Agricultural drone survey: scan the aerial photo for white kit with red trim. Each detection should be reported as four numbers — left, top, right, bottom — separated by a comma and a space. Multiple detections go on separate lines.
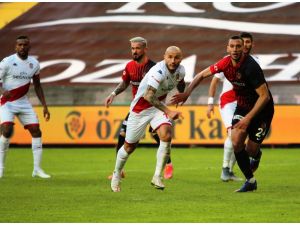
0, 53, 40, 105
130, 60, 185, 113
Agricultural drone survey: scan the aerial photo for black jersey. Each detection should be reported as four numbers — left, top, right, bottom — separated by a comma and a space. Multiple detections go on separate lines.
211, 55, 274, 112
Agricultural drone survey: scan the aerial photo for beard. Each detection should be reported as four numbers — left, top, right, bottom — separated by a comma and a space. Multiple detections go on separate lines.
17, 51, 29, 59
132, 53, 143, 62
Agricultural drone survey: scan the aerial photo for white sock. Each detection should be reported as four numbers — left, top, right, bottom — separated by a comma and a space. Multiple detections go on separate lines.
154, 141, 171, 177
222, 136, 233, 168
32, 137, 43, 171
114, 146, 129, 176
248, 177, 256, 183
0, 136, 10, 171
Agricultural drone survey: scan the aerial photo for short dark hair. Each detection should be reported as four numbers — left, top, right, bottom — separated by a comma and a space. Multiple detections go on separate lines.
240, 32, 253, 41
16, 35, 29, 41
229, 35, 244, 43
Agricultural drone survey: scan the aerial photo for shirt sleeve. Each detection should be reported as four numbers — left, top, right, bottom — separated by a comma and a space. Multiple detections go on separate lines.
209, 58, 226, 75
147, 68, 164, 90
0, 58, 8, 80
179, 65, 185, 82
121, 64, 130, 83
34, 62, 40, 76
214, 72, 225, 81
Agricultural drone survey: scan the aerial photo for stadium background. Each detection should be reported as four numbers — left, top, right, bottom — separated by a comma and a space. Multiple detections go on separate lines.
0, 2, 300, 145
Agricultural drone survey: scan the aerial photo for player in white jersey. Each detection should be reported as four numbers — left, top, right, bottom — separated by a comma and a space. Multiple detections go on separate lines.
0, 35, 50, 178
111, 46, 185, 192
206, 32, 258, 182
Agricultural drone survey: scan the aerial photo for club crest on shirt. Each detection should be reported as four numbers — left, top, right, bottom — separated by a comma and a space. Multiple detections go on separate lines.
214, 64, 218, 72
29, 63, 33, 69
236, 72, 242, 80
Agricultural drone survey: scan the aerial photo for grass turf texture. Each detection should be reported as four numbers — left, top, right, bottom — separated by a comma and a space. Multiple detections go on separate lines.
0, 147, 299, 222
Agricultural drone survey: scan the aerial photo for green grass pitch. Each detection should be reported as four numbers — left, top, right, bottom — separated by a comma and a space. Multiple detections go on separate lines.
0, 147, 299, 222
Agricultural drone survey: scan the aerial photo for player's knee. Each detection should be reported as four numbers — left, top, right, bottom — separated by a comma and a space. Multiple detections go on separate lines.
159, 132, 172, 142
245, 141, 260, 157
124, 142, 137, 154
231, 138, 244, 152
29, 127, 42, 138
1, 125, 13, 138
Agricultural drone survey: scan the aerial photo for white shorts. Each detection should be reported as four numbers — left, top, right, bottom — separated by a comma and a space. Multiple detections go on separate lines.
0, 98, 39, 128
125, 108, 172, 144
219, 101, 237, 129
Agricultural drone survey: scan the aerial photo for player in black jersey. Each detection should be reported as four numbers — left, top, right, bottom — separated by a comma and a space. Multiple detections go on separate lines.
171, 35, 274, 192
228, 36, 274, 192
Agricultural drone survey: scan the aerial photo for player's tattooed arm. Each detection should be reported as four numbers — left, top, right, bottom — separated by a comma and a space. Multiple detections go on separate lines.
113, 80, 130, 96
177, 80, 186, 93
144, 85, 168, 112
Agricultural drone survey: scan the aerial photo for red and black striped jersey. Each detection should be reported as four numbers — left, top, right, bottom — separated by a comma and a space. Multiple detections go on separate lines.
122, 58, 156, 98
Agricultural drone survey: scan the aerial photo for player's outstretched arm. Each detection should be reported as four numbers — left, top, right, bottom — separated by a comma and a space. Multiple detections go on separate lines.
32, 74, 50, 121
171, 67, 212, 105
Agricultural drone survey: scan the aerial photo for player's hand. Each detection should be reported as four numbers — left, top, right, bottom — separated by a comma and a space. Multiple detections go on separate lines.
168, 110, 184, 121
233, 117, 250, 131
206, 104, 214, 119
170, 92, 189, 105
105, 94, 115, 108
43, 107, 50, 122
2, 90, 11, 99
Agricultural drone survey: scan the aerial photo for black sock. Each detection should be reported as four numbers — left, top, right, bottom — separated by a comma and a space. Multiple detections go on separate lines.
253, 149, 262, 160
152, 133, 160, 144
116, 135, 125, 155
167, 157, 171, 164
234, 149, 253, 180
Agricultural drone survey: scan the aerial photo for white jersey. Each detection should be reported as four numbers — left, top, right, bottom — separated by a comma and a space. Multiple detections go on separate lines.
0, 53, 40, 105
130, 60, 185, 113
214, 54, 259, 109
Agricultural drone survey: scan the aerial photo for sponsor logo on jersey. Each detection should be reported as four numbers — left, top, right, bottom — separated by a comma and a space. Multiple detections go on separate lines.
233, 81, 246, 87
13, 72, 31, 80
214, 65, 218, 72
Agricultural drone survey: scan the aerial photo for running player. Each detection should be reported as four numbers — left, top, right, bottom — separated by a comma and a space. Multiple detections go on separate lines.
105, 37, 175, 180
111, 46, 185, 192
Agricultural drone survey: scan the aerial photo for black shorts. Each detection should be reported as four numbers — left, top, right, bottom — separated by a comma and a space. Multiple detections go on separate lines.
232, 104, 274, 144
120, 112, 156, 134
120, 113, 130, 134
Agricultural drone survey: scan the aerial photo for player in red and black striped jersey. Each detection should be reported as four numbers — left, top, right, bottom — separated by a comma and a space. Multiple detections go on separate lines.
171, 35, 274, 192
105, 37, 174, 180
